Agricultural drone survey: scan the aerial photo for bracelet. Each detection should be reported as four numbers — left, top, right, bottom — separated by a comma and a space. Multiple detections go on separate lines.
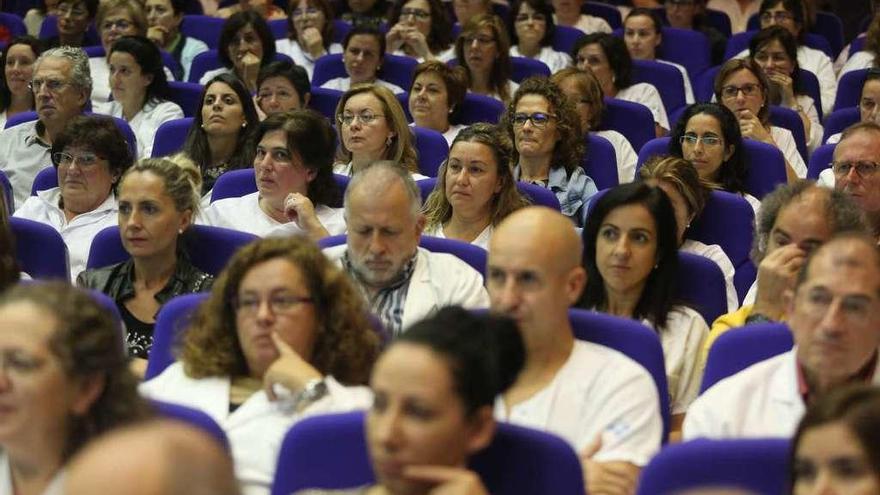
745, 312, 774, 325
293, 377, 328, 411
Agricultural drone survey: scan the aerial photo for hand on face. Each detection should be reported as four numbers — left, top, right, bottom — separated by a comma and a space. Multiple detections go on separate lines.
146, 25, 169, 45
736, 109, 772, 144
300, 26, 324, 54
262, 331, 322, 401
754, 243, 807, 319
401, 465, 489, 495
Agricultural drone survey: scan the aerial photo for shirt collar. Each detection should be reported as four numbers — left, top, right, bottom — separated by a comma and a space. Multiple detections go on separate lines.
341, 249, 418, 294
115, 252, 202, 304
796, 350, 879, 405
512, 164, 567, 192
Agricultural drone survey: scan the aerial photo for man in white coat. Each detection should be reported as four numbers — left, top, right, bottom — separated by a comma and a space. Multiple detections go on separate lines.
324, 161, 489, 336
684, 233, 880, 440
488, 207, 662, 495
827, 122, 880, 239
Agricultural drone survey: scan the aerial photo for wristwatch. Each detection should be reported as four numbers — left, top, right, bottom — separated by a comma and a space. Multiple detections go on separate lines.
294, 377, 328, 411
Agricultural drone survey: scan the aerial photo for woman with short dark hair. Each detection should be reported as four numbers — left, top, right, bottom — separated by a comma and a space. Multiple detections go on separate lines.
145, 0, 210, 81
276, 0, 342, 79
386, 0, 455, 62
200, 11, 277, 92
509, 0, 571, 73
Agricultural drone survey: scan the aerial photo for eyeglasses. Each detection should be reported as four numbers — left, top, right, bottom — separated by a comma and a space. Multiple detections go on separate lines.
400, 8, 430, 20
760, 11, 794, 23
28, 78, 71, 93
831, 161, 880, 178
515, 13, 546, 23
234, 294, 314, 315
680, 133, 722, 147
462, 35, 495, 46
101, 19, 132, 31
337, 111, 385, 126
754, 51, 790, 65
511, 112, 556, 128
720, 83, 762, 99
799, 287, 876, 322
291, 7, 321, 18
57, 4, 88, 17
53, 151, 101, 168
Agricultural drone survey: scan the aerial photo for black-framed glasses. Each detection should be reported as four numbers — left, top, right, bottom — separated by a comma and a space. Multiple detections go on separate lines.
462, 35, 495, 46
720, 83, 762, 99
831, 161, 880, 178
760, 11, 794, 23
511, 112, 556, 128
400, 8, 430, 20
101, 19, 133, 31
53, 151, 101, 168
234, 294, 314, 315
680, 133, 722, 147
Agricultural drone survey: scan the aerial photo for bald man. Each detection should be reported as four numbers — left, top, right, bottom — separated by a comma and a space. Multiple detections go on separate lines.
65, 420, 240, 495
488, 207, 662, 495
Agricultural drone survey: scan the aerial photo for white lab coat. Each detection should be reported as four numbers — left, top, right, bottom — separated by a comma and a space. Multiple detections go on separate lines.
683, 348, 880, 440
0, 451, 65, 495
323, 245, 490, 331
140, 362, 372, 495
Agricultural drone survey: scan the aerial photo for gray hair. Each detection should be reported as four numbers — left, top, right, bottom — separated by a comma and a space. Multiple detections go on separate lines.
344, 161, 422, 220
35, 46, 92, 96
751, 180, 869, 263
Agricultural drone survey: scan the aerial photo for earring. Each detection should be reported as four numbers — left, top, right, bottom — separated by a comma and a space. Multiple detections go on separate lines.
178, 229, 184, 234
386, 135, 393, 146
241, 122, 247, 128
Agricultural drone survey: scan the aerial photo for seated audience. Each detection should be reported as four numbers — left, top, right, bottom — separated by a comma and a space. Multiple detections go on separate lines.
77, 158, 213, 369
704, 181, 865, 363
217, 0, 286, 20
790, 386, 880, 495
455, 14, 517, 103
451, 0, 490, 27
685, 233, 880, 439
715, 58, 806, 181
66, 420, 241, 495
333, 85, 420, 177
89, 0, 146, 104
94, 35, 185, 158
408, 61, 468, 146
275, 0, 342, 79
839, 13, 880, 77
504, 77, 596, 226
551, 0, 612, 34
140, 236, 380, 495
824, 70, 880, 145
0, 189, 20, 288
668, 103, 759, 212
552, 67, 639, 184
509, 0, 572, 74
202, 110, 346, 239
145, 0, 210, 81
623, 8, 694, 104
324, 162, 489, 335
45, 0, 99, 48
573, 33, 669, 136
182, 73, 259, 197
0, 36, 42, 129
200, 11, 277, 93
823, 123, 880, 240
663, 0, 726, 65
580, 182, 709, 426
638, 155, 738, 312
423, 123, 530, 249
320, 27, 405, 94
0, 282, 153, 494
14, 115, 133, 281
749, 26, 822, 152
488, 207, 662, 495
25, 0, 61, 37
0, 46, 90, 209
339, 0, 389, 30
706, 0, 758, 34
256, 61, 311, 118
385, 0, 455, 62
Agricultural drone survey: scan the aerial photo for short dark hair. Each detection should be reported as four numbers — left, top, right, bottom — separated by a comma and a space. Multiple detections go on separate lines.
749, 25, 805, 98
509, 0, 556, 48
571, 33, 632, 90
387, 0, 453, 54
257, 60, 311, 103
579, 182, 680, 330
287, 0, 336, 49
109, 35, 171, 103
58, 0, 99, 19
0, 36, 42, 114
411, 61, 468, 124
256, 110, 342, 207
342, 25, 387, 54
396, 306, 525, 416
217, 10, 276, 69
668, 102, 747, 194
760, 0, 807, 42
625, 7, 665, 58
51, 115, 134, 190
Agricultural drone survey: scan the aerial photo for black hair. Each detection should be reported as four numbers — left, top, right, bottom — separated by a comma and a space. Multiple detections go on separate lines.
0, 36, 42, 115
668, 102, 748, 195
342, 25, 387, 55
579, 182, 679, 330
625, 7, 665, 58
217, 10, 276, 69
396, 306, 525, 416
51, 115, 134, 192
759, 0, 807, 43
571, 32, 632, 90
509, 0, 556, 48
387, 0, 453, 54
109, 35, 172, 103
257, 60, 311, 103
749, 25, 805, 97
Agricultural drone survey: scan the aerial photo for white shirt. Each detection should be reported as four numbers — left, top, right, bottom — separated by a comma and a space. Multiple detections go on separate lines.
179, 36, 210, 82
769, 125, 807, 178
743, 192, 761, 214
89, 56, 176, 105
818, 167, 835, 187
93, 99, 184, 158
510, 46, 572, 74
333, 162, 430, 181
200, 66, 233, 86
0, 451, 65, 495
467, 80, 520, 103
324, 245, 490, 331
390, 46, 456, 64
200, 191, 346, 238
442, 124, 465, 146
838, 50, 874, 80
0, 119, 51, 209
657, 59, 695, 104
553, 14, 612, 35
683, 348, 880, 439
13, 187, 118, 281
594, 129, 638, 184
826, 132, 842, 145
275, 39, 343, 79
641, 306, 709, 415
423, 224, 492, 250
0, 110, 6, 130
706, 0, 760, 33
320, 77, 404, 94
681, 239, 738, 313
140, 362, 372, 495
616, 83, 670, 130
493, 340, 662, 465
797, 94, 824, 153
